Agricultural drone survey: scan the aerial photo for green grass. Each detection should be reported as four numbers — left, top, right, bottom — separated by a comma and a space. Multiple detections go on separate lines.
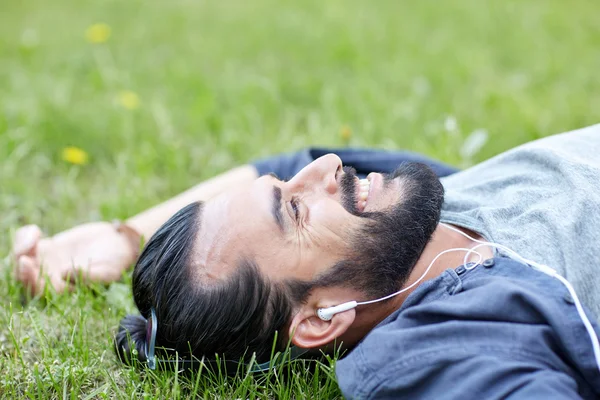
1, 0, 599, 397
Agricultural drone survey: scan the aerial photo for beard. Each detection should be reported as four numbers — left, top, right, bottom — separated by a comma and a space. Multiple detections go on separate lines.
312, 162, 445, 299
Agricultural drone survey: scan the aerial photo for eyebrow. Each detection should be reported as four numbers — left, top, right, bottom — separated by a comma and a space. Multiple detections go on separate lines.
271, 186, 285, 231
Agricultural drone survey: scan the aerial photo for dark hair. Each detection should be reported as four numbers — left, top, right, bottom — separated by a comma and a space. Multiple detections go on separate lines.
115, 201, 311, 369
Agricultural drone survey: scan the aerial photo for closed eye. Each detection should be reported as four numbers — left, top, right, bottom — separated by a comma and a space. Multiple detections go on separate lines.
290, 196, 300, 219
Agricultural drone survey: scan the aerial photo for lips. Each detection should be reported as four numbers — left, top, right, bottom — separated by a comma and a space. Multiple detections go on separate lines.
339, 166, 370, 214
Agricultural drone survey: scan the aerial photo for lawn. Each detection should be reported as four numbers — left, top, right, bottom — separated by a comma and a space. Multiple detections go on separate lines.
1, 0, 599, 398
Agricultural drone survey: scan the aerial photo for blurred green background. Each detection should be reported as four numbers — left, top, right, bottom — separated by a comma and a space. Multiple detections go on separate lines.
1, 0, 599, 397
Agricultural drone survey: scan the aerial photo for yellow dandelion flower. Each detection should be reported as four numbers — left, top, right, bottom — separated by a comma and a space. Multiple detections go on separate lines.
118, 90, 140, 110
85, 23, 111, 44
61, 146, 89, 165
340, 125, 352, 141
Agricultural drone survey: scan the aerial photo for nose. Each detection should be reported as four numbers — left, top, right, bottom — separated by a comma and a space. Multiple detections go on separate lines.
287, 153, 343, 195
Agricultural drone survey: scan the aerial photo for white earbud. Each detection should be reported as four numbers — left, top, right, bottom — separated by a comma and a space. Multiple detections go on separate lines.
317, 301, 358, 321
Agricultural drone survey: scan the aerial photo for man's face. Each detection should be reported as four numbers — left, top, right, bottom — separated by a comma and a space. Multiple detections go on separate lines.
191, 154, 444, 299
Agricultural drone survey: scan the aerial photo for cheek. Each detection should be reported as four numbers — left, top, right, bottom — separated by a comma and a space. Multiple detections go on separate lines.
306, 202, 357, 247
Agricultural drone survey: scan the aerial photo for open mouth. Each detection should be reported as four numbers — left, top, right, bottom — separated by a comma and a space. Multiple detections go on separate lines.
356, 177, 371, 212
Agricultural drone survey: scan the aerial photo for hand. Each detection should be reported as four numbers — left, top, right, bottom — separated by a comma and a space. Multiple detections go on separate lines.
12, 222, 139, 295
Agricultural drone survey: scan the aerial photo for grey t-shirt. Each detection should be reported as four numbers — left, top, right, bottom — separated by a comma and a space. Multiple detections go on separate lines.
440, 123, 600, 321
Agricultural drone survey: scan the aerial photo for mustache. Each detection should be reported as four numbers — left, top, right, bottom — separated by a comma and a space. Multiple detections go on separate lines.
338, 162, 430, 217
340, 166, 360, 215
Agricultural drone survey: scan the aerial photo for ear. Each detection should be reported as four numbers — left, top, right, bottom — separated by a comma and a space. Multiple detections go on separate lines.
288, 305, 356, 349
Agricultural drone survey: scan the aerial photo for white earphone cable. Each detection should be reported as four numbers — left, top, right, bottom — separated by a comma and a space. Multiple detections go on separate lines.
357, 247, 483, 306
317, 246, 483, 321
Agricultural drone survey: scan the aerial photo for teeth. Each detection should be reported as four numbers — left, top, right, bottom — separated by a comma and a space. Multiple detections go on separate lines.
357, 179, 370, 210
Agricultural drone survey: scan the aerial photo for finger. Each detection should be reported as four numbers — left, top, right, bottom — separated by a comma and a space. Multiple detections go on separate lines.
17, 255, 69, 295
17, 255, 44, 296
49, 272, 68, 294
62, 262, 124, 285
13, 225, 42, 259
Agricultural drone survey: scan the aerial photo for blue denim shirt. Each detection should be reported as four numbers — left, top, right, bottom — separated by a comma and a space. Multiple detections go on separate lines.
336, 257, 600, 399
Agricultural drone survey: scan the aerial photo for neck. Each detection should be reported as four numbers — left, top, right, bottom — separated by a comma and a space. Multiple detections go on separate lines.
340, 223, 492, 348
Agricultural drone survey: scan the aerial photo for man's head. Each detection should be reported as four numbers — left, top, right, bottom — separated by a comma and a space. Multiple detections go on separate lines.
115, 154, 444, 368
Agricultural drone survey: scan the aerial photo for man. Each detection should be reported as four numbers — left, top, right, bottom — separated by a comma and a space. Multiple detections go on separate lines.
14, 124, 600, 398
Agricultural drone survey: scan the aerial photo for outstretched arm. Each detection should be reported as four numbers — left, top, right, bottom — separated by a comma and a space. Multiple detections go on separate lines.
12, 165, 258, 295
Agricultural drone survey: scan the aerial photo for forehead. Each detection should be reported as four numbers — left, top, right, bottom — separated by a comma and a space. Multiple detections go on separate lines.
191, 178, 287, 280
